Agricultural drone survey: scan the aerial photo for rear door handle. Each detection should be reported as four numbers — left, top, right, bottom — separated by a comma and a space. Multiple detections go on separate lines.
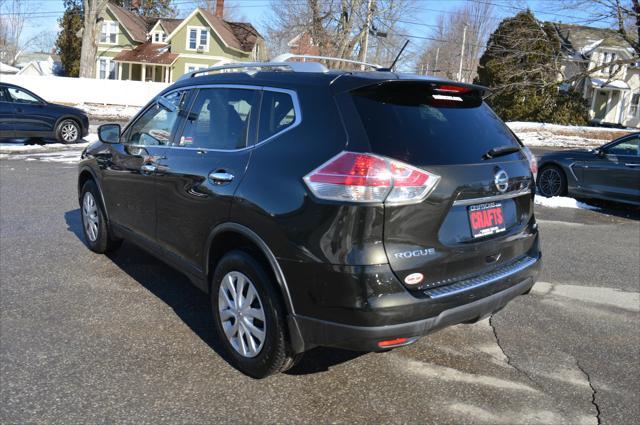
209, 172, 234, 184
141, 163, 157, 173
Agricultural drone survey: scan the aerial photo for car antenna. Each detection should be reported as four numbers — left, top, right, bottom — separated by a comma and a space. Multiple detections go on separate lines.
379, 40, 410, 72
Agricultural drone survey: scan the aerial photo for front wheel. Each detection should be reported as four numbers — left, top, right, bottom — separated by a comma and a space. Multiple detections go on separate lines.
56, 119, 80, 144
211, 250, 301, 378
537, 165, 567, 197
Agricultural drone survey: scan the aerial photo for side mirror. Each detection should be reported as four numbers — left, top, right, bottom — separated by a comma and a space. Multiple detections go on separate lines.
98, 123, 121, 144
594, 148, 605, 157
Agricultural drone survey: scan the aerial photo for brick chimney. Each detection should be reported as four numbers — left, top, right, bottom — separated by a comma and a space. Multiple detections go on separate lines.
215, 0, 224, 18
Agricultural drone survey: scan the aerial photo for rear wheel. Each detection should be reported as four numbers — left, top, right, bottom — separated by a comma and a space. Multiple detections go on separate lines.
56, 119, 80, 144
80, 180, 122, 253
537, 165, 567, 197
211, 250, 301, 378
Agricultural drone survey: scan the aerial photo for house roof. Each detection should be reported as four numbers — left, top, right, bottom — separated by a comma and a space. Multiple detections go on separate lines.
551, 23, 633, 56
0, 62, 19, 73
165, 8, 261, 53
113, 42, 178, 65
108, 3, 263, 53
159, 18, 182, 34
226, 21, 262, 52
107, 2, 149, 43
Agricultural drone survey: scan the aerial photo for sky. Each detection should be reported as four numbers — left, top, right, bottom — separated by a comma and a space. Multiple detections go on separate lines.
9, 0, 606, 54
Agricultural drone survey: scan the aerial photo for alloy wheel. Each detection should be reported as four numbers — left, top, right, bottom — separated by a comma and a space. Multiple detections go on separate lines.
538, 168, 562, 197
82, 192, 99, 242
61, 123, 78, 143
218, 271, 266, 358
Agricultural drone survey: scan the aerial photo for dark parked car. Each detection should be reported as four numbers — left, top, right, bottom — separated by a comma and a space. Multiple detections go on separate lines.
77, 59, 541, 378
537, 132, 640, 205
0, 83, 89, 144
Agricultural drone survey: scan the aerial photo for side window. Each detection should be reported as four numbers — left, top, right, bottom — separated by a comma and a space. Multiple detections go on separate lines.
7, 88, 40, 104
178, 88, 257, 150
0, 88, 10, 102
606, 136, 639, 156
258, 90, 297, 141
124, 91, 187, 146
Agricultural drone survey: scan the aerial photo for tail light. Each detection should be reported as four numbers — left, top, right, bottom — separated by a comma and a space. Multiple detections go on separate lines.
521, 146, 538, 180
303, 151, 440, 204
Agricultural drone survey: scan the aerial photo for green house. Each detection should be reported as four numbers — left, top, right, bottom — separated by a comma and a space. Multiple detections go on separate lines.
95, 2, 266, 83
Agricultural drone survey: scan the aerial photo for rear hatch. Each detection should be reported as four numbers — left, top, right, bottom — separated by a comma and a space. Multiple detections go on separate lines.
345, 80, 537, 291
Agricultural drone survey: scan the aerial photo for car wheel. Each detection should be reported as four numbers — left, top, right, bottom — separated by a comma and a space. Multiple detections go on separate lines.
56, 119, 80, 144
80, 180, 122, 253
537, 165, 567, 197
211, 250, 302, 378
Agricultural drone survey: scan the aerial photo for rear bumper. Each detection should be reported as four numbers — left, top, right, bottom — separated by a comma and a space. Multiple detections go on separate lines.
288, 254, 540, 352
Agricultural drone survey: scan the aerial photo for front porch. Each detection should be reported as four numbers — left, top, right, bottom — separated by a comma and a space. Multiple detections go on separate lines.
112, 42, 178, 83
588, 78, 630, 126
116, 62, 172, 83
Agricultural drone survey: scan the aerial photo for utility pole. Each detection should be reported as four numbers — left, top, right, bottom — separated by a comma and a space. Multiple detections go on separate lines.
434, 47, 440, 77
360, 0, 374, 70
457, 24, 467, 82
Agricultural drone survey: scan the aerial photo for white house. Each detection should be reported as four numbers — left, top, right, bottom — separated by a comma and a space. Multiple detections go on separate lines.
552, 23, 639, 128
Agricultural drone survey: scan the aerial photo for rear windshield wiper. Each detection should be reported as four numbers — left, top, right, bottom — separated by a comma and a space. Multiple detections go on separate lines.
483, 145, 521, 160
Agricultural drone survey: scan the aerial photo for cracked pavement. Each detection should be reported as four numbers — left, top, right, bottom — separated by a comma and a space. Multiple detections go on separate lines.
1, 159, 639, 424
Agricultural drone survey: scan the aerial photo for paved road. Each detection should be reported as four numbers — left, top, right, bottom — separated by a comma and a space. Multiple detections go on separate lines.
1, 159, 638, 424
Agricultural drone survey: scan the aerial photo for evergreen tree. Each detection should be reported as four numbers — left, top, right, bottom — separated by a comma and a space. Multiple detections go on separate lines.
475, 10, 588, 125
114, 0, 176, 18
55, 0, 83, 77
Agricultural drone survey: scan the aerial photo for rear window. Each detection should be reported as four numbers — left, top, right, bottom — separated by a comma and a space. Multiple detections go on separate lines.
350, 83, 521, 165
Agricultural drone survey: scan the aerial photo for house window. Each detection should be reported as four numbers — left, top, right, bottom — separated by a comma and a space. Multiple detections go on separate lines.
601, 51, 618, 74
152, 32, 167, 43
99, 21, 118, 44
98, 58, 117, 80
630, 93, 640, 117
187, 27, 208, 51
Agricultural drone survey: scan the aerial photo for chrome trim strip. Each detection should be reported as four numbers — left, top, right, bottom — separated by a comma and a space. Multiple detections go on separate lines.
423, 256, 539, 299
452, 188, 532, 206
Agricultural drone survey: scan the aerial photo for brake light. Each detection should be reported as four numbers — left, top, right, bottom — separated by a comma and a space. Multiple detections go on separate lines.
521, 146, 538, 180
304, 151, 440, 204
434, 84, 472, 94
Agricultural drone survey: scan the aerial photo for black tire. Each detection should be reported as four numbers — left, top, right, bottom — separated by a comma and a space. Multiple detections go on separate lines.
537, 165, 567, 197
211, 250, 301, 378
56, 119, 81, 144
80, 180, 122, 253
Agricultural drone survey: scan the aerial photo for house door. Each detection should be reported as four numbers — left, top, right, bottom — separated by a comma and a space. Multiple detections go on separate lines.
605, 91, 620, 123
593, 90, 608, 120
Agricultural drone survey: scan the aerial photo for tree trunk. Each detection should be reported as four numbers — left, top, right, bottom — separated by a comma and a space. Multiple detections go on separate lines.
79, 0, 107, 78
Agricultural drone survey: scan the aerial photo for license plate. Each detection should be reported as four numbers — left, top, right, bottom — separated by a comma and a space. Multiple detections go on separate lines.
468, 202, 506, 238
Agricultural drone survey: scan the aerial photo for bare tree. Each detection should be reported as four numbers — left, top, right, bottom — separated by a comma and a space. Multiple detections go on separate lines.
0, 0, 29, 65
79, 0, 109, 78
416, 0, 494, 81
265, 0, 414, 68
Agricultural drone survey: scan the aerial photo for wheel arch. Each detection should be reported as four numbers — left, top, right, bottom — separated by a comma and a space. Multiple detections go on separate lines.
78, 166, 110, 222
205, 223, 295, 315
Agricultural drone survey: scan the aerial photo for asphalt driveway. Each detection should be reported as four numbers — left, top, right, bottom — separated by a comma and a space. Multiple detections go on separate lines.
1, 159, 638, 424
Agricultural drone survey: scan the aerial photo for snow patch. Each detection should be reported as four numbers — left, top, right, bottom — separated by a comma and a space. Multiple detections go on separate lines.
534, 195, 599, 210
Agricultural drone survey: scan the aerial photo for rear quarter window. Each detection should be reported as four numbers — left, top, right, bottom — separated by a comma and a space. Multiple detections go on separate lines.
351, 82, 521, 165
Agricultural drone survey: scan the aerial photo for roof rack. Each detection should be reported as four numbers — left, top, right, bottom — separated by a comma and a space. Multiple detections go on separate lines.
178, 60, 327, 81
271, 53, 383, 70
177, 53, 384, 81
